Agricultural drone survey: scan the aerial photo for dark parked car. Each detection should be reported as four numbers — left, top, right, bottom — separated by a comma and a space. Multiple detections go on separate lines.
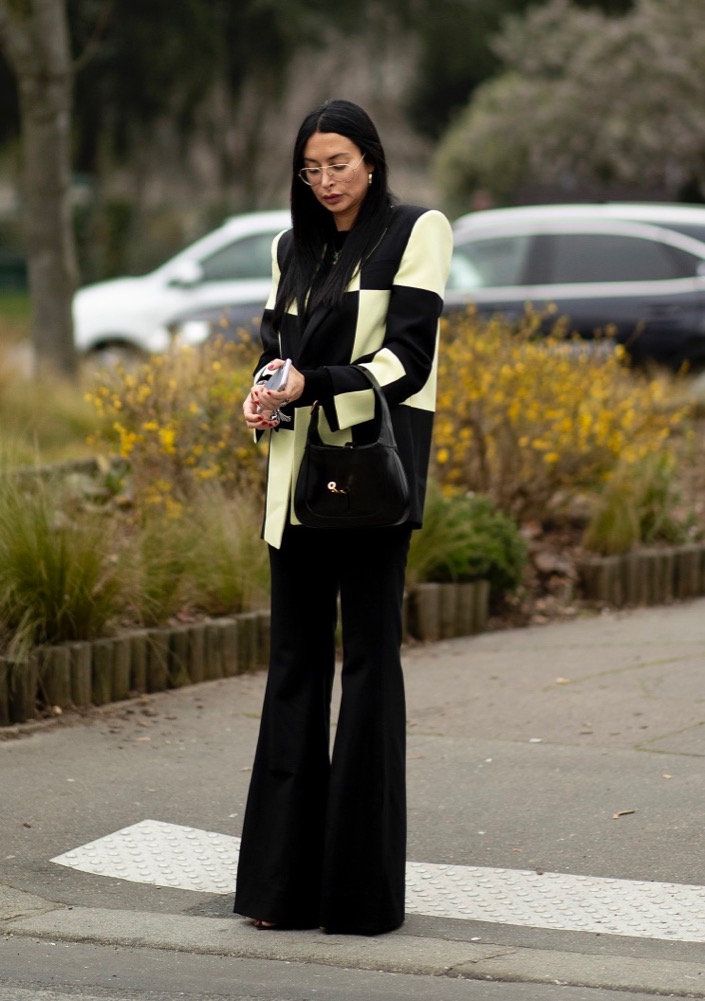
447, 204, 705, 370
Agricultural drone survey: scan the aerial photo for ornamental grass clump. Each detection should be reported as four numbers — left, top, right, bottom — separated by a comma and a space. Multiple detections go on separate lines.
0, 475, 122, 655
86, 336, 266, 512
125, 509, 199, 626
181, 483, 269, 616
0, 473, 271, 654
583, 452, 697, 556
434, 308, 693, 523
119, 483, 270, 625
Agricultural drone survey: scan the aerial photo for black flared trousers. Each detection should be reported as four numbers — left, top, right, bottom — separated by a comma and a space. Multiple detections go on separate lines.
233, 522, 411, 935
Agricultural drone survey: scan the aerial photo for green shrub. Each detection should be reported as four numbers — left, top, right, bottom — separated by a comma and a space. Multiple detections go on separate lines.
408, 487, 527, 600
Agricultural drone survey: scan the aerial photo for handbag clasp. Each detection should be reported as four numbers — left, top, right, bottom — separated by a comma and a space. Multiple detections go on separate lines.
327, 481, 348, 495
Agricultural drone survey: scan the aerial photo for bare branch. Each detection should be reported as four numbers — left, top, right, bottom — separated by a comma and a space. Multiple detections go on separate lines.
0, 0, 32, 72
73, 0, 113, 73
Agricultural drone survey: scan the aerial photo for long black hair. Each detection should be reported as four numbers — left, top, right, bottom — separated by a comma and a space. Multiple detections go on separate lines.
273, 99, 395, 330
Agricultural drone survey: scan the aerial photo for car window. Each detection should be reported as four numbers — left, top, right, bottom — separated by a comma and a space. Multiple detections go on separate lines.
450, 235, 531, 289
199, 232, 276, 282
546, 233, 700, 284
643, 222, 705, 245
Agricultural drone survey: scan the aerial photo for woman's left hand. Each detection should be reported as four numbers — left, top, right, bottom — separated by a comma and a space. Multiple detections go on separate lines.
260, 359, 305, 412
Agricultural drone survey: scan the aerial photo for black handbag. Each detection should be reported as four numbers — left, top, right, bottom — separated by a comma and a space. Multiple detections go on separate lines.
293, 370, 410, 529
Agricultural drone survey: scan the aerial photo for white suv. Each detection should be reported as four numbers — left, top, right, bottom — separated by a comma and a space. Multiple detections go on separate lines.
73, 210, 291, 364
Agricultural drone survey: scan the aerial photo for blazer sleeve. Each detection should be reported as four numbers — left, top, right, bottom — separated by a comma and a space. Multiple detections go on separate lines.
323, 209, 453, 431
251, 230, 287, 443
252, 229, 287, 383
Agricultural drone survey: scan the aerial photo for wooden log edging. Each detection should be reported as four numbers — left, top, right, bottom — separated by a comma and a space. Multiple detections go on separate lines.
407, 580, 490, 644
0, 611, 272, 728
0, 582, 491, 728
577, 543, 705, 607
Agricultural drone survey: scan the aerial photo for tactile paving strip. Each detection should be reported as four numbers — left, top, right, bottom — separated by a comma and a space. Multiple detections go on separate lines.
52, 820, 705, 942
404, 863, 705, 941
53, 820, 237, 895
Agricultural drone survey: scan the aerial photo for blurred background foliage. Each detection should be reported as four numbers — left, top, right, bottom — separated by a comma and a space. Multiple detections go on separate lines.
435, 0, 705, 214
0, 0, 662, 285
0, 0, 636, 157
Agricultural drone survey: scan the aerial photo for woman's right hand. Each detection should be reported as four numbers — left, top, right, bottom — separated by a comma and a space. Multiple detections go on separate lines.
243, 384, 278, 430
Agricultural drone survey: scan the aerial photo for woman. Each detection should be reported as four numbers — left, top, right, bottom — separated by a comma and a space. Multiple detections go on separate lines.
235, 99, 452, 935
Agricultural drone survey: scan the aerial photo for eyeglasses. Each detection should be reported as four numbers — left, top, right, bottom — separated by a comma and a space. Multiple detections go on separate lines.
298, 155, 366, 187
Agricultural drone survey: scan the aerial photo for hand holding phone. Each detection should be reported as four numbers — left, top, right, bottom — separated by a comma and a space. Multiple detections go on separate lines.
265, 358, 292, 393
256, 358, 293, 421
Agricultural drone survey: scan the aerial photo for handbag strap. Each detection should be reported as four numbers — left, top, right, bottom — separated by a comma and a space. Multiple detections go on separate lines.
307, 368, 396, 448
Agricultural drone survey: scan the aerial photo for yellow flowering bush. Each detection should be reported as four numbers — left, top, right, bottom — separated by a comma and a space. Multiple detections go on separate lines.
86, 337, 266, 513
86, 313, 693, 539
434, 309, 693, 523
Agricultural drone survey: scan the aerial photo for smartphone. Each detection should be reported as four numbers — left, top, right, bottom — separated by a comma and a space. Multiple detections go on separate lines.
257, 358, 292, 414
265, 358, 292, 392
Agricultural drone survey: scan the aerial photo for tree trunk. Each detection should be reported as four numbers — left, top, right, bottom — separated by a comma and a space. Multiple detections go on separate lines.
0, 0, 78, 380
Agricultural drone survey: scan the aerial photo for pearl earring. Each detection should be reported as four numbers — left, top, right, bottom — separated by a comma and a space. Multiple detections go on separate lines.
368, 173, 373, 186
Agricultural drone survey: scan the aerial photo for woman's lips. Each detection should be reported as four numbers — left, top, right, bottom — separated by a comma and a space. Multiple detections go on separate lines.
323, 194, 342, 204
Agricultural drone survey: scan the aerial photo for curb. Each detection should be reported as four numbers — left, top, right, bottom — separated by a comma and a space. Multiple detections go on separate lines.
0, 581, 490, 728
2, 888, 704, 996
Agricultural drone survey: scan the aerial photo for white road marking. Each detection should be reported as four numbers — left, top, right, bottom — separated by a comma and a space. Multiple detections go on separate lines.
52, 819, 705, 943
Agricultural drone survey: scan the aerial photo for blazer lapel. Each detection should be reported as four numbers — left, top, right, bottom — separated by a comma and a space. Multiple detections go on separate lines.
295, 302, 332, 363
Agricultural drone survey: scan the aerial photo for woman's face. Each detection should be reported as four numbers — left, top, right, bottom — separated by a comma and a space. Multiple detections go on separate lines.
301, 131, 373, 231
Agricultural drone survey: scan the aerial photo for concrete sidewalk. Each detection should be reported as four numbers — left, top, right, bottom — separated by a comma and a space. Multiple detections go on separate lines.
2, 600, 705, 995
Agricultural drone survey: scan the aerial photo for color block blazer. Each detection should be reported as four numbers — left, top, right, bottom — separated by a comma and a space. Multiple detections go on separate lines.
254, 204, 453, 548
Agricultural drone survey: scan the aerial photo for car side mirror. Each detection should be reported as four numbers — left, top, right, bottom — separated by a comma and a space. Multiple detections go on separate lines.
169, 260, 204, 287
